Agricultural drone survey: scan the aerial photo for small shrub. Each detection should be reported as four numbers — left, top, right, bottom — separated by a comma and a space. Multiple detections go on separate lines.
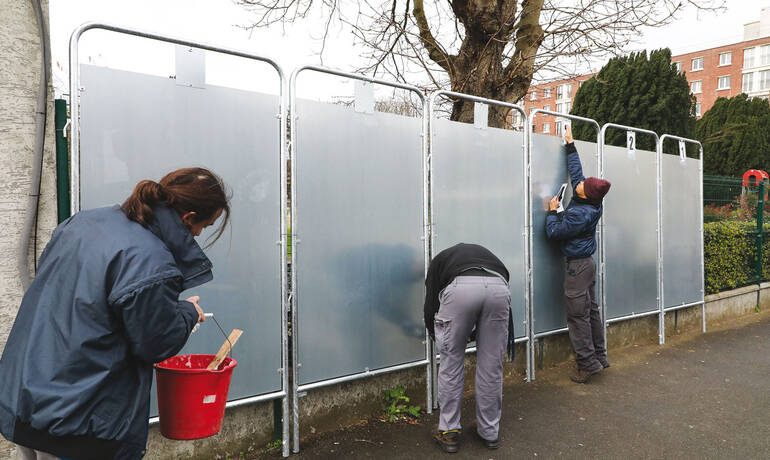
382, 386, 421, 422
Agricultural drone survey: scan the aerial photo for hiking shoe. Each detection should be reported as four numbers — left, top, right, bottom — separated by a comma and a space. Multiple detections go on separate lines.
598, 357, 610, 369
570, 366, 601, 383
475, 431, 499, 450
434, 430, 460, 453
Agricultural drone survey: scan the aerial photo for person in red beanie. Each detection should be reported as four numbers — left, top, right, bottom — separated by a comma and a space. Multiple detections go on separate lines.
545, 125, 611, 384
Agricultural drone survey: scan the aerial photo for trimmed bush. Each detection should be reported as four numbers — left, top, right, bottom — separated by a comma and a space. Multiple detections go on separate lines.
704, 220, 770, 294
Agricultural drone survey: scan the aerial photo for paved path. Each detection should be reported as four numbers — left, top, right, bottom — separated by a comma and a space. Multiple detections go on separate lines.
261, 312, 770, 459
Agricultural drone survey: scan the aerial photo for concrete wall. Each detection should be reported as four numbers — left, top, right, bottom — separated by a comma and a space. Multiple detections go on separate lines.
0, 0, 57, 458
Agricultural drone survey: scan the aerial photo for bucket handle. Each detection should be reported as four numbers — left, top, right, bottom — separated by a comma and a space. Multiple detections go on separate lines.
192, 312, 235, 360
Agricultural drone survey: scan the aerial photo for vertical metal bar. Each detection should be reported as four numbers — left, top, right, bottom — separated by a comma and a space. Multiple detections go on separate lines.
277, 69, 290, 459
427, 92, 438, 409
757, 182, 765, 308
288, 68, 301, 455
700, 145, 706, 333
656, 137, 665, 345
421, 91, 433, 414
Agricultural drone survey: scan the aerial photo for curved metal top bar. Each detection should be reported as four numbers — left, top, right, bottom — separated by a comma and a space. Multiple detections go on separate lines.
290, 64, 425, 103
659, 134, 704, 160
70, 22, 284, 76
529, 109, 601, 133
68, 21, 286, 215
601, 123, 659, 143
429, 89, 526, 117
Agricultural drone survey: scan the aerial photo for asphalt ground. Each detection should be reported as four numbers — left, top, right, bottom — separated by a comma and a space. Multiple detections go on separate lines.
257, 311, 770, 459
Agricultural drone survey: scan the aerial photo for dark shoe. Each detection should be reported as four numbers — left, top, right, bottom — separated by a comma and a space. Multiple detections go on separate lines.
434, 430, 460, 453
598, 357, 610, 369
475, 430, 499, 450
570, 366, 601, 383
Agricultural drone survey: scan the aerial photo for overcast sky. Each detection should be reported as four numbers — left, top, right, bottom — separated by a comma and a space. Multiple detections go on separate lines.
49, 0, 770, 98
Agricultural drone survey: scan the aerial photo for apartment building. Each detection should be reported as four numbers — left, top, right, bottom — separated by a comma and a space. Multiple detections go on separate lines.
521, 7, 770, 135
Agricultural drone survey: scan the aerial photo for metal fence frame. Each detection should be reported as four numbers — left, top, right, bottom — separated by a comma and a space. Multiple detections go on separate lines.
69, 22, 291, 458
658, 134, 706, 341
427, 90, 531, 407
599, 124, 661, 349
528, 110, 601, 380
288, 65, 430, 454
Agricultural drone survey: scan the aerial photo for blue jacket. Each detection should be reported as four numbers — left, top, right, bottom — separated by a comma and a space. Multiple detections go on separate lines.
545, 143, 603, 258
0, 205, 211, 460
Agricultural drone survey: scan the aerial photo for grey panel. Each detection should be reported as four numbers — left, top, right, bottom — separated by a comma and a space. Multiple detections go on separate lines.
79, 65, 283, 413
602, 144, 658, 318
431, 118, 527, 338
662, 155, 703, 307
531, 135, 598, 334
294, 99, 425, 385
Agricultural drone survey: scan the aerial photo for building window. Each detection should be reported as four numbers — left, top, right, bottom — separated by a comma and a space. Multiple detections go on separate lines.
743, 72, 754, 93
673, 61, 682, 73
544, 104, 551, 111
530, 91, 537, 101
762, 45, 770, 66
564, 101, 571, 113
556, 83, 572, 100
745, 47, 756, 68
717, 76, 730, 90
543, 123, 551, 133
691, 57, 704, 71
543, 88, 552, 98
719, 52, 732, 66
555, 121, 563, 136
691, 80, 702, 94
695, 102, 702, 117
760, 70, 770, 91
531, 124, 536, 132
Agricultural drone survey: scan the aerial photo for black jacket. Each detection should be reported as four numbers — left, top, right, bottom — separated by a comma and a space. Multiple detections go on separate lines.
545, 142, 603, 258
0, 205, 210, 460
423, 243, 509, 337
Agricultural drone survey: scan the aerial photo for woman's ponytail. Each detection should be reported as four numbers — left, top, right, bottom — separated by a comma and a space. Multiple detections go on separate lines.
121, 180, 168, 227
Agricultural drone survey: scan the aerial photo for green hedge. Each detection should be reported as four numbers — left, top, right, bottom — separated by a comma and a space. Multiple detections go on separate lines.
704, 220, 770, 294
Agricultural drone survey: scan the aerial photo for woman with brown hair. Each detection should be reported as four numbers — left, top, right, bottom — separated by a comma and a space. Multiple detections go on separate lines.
0, 167, 230, 460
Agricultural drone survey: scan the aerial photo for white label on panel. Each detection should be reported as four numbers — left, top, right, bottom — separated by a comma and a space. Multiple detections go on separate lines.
354, 81, 374, 114
626, 131, 636, 159
679, 140, 687, 163
474, 102, 489, 129
203, 395, 217, 404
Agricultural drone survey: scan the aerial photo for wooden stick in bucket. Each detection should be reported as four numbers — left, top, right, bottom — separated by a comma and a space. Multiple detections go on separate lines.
207, 329, 243, 370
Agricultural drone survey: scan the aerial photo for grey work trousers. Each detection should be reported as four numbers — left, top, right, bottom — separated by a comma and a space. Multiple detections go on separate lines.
564, 257, 606, 371
434, 276, 510, 441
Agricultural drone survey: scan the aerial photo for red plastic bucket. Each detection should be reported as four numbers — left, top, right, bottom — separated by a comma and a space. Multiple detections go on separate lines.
154, 354, 237, 440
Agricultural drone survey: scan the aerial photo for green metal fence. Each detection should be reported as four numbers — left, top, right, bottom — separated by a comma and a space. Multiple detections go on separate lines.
703, 174, 770, 297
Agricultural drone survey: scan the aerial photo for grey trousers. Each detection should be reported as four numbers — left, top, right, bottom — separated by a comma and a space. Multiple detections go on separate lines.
564, 257, 606, 371
435, 275, 510, 441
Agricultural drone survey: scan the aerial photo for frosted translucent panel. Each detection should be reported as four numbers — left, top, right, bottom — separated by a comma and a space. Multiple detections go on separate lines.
531, 135, 598, 334
431, 118, 527, 338
294, 99, 425, 385
602, 145, 658, 318
662, 155, 703, 307
79, 65, 283, 412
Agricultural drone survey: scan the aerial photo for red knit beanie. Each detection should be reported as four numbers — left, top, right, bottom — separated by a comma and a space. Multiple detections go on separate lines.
583, 177, 611, 200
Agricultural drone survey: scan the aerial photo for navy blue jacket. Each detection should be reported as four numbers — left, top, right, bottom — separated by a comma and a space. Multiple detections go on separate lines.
0, 205, 211, 460
545, 143, 603, 258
